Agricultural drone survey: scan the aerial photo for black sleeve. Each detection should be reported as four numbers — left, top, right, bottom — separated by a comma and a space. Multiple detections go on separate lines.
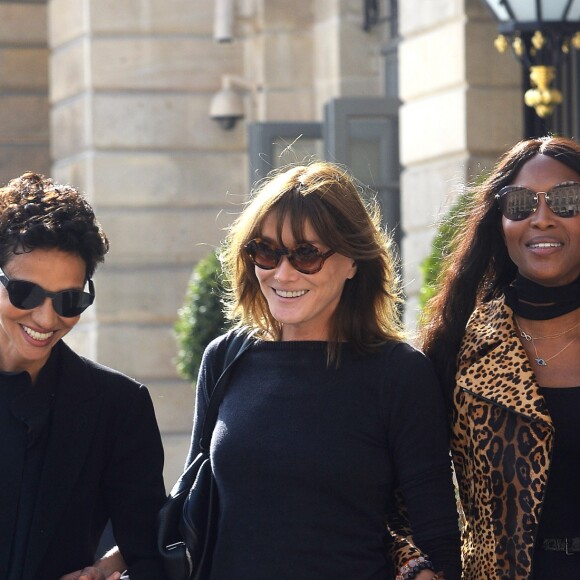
383, 343, 461, 579
103, 384, 168, 580
184, 333, 229, 468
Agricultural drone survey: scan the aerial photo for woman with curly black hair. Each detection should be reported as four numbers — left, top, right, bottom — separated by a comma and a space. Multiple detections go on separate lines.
0, 173, 167, 580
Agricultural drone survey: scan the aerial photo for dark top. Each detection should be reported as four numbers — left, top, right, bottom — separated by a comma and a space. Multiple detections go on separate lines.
531, 386, 580, 578
187, 338, 461, 580
0, 351, 58, 579
0, 341, 167, 580
536, 386, 580, 538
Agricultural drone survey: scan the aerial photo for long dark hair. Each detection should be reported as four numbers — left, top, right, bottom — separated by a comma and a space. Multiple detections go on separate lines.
419, 136, 580, 395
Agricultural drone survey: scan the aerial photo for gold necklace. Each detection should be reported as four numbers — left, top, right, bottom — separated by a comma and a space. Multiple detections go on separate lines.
528, 336, 577, 367
516, 319, 580, 367
517, 318, 580, 341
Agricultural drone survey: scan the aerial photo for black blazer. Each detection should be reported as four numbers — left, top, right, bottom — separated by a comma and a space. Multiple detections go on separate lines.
0, 341, 167, 580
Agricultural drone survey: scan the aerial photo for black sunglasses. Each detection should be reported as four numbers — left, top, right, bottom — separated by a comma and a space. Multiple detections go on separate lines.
244, 238, 335, 275
496, 181, 580, 221
0, 266, 95, 317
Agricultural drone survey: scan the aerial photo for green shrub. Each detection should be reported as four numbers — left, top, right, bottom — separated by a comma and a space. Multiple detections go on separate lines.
418, 189, 474, 311
175, 249, 230, 383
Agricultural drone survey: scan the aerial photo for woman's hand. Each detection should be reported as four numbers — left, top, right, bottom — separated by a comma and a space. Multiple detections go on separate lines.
59, 567, 121, 580
415, 571, 441, 580
59, 546, 126, 580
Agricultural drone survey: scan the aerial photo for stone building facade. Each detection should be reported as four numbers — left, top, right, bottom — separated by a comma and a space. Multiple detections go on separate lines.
0, 0, 526, 486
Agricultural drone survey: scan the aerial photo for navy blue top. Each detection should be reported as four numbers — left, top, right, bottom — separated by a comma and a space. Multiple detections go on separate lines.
187, 338, 460, 580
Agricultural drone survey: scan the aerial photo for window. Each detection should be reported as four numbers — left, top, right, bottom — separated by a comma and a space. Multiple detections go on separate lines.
248, 97, 400, 246
248, 122, 323, 185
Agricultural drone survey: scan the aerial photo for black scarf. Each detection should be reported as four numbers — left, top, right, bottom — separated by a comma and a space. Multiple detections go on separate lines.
504, 273, 580, 320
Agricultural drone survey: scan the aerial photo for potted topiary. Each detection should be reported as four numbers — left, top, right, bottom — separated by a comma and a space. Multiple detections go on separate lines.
175, 249, 230, 383
418, 188, 475, 311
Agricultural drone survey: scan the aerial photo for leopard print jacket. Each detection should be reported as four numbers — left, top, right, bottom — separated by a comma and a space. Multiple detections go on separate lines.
453, 296, 554, 579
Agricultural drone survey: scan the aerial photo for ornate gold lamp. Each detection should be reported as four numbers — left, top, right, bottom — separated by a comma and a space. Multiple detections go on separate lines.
482, 0, 580, 118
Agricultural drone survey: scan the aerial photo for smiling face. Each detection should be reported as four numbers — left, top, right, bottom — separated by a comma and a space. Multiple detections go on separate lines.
0, 248, 86, 380
502, 154, 580, 287
255, 213, 357, 341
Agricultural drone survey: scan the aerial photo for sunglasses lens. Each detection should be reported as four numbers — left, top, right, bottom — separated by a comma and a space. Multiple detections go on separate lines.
549, 183, 580, 218
8, 280, 46, 309
246, 240, 278, 269
499, 187, 535, 221
290, 244, 323, 274
53, 290, 94, 317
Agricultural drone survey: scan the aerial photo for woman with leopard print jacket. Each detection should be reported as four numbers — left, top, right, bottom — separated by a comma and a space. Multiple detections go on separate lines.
419, 136, 580, 579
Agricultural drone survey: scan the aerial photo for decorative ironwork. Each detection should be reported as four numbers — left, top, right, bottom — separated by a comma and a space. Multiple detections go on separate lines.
482, 0, 580, 118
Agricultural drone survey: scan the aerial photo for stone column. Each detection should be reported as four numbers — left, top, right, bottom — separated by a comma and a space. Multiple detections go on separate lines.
48, 0, 244, 486
398, 0, 523, 329
0, 1, 49, 184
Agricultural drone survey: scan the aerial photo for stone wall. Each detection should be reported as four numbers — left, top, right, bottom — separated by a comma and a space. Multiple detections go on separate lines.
0, 1, 50, 184
0, 0, 527, 488
48, 0, 246, 485
46, 0, 387, 487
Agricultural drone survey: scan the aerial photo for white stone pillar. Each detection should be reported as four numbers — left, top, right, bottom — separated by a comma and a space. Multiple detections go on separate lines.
398, 0, 523, 330
48, 0, 246, 486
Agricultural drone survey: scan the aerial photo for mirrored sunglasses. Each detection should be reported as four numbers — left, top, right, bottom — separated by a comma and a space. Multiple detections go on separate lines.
244, 238, 335, 275
496, 181, 580, 221
0, 266, 94, 317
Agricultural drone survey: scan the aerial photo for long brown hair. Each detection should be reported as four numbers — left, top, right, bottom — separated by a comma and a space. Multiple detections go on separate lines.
419, 136, 580, 396
221, 161, 404, 364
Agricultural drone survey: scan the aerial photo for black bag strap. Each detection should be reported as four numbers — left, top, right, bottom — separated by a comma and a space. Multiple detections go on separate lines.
198, 329, 256, 452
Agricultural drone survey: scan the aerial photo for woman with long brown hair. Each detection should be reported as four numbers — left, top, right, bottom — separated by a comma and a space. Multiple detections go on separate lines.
184, 161, 460, 579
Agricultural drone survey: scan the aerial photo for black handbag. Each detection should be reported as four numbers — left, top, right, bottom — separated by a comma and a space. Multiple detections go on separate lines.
157, 330, 255, 580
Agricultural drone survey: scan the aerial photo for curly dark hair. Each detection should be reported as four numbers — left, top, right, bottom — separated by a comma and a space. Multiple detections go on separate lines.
419, 135, 580, 397
0, 172, 109, 278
